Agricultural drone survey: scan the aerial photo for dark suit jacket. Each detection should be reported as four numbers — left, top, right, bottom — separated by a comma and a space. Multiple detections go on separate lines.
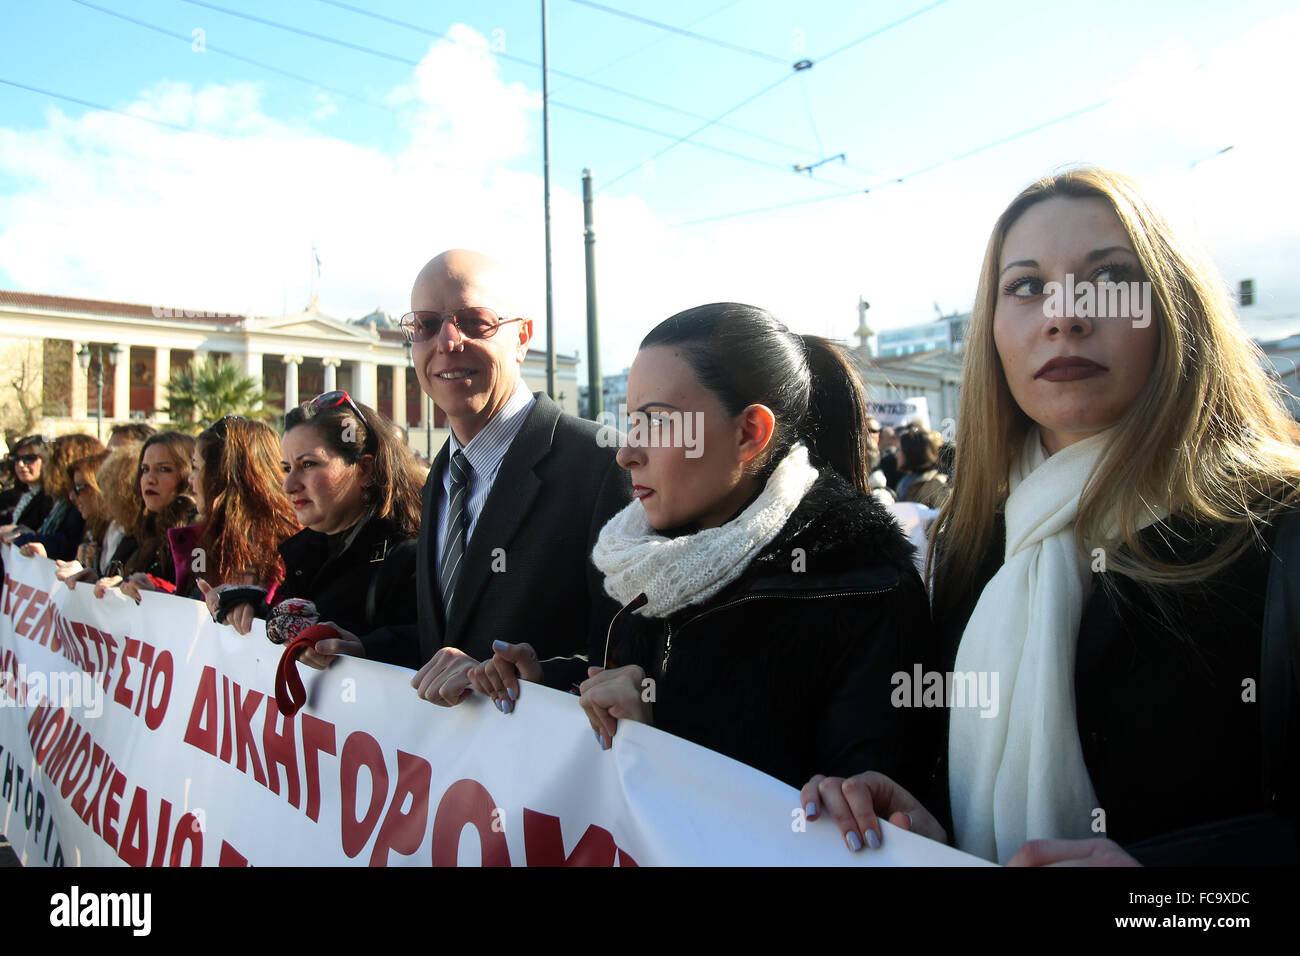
361, 392, 632, 670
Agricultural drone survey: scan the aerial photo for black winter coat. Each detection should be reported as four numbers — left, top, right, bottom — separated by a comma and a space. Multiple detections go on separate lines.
931, 510, 1299, 863
276, 514, 418, 636
15, 501, 85, 561
0, 485, 52, 529
604, 472, 939, 792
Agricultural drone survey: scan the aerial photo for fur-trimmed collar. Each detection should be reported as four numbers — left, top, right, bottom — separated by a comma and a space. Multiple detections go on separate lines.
745, 470, 917, 582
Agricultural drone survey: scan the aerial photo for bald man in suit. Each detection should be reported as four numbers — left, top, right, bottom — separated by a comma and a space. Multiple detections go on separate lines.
305, 250, 630, 710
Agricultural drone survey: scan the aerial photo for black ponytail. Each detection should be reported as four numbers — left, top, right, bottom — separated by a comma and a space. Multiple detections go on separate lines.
798, 334, 870, 492
640, 304, 870, 492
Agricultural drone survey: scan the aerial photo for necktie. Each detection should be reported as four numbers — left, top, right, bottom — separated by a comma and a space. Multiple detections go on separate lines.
440, 450, 471, 615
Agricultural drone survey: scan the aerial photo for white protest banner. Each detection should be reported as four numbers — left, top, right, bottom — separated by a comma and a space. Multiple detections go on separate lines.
866, 397, 930, 431
0, 548, 985, 866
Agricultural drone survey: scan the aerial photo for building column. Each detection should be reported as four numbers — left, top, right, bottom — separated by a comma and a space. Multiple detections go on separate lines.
283, 355, 302, 410
322, 356, 340, 393
154, 347, 171, 421
390, 364, 407, 428
356, 359, 378, 408
237, 349, 262, 410
71, 342, 89, 423
111, 344, 131, 420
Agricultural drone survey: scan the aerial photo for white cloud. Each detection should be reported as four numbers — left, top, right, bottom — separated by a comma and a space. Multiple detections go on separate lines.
310, 93, 337, 122
0, 14, 1296, 392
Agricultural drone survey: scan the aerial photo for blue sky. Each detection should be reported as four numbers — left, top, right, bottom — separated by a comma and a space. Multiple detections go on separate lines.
2, 0, 1297, 377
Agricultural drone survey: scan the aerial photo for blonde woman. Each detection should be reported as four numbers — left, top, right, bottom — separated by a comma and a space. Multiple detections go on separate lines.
803, 168, 1300, 865
54, 442, 141, 585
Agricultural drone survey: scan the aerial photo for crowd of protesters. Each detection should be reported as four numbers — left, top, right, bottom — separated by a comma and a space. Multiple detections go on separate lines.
2, 166, 1298, 867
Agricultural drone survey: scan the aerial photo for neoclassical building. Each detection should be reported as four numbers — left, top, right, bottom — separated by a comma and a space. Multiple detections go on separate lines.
0, 290, 580, 452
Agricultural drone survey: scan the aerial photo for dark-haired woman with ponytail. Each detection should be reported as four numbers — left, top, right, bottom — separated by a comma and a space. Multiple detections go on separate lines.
473, 303, 937, 802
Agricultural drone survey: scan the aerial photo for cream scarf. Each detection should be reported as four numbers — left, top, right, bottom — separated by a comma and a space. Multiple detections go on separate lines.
949, 426, 1147, 864
593, 444, 819, 618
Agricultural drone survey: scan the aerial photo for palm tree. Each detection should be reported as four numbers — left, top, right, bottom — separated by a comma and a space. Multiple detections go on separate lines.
163, 356, 279, 431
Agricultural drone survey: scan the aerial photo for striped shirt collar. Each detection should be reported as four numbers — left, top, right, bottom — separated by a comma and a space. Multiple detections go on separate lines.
447, 379, 536, 479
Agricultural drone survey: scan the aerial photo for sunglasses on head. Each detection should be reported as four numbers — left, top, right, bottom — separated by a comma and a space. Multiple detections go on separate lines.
209, 413, 248, 440
399, 308, 523, 344
300, 390, 376, 454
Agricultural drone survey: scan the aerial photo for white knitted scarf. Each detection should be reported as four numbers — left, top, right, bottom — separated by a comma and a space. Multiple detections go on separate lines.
949, 426, 1161, 863
593, 444, 820, 618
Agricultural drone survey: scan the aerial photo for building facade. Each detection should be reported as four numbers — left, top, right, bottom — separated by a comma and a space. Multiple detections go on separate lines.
875, 312, 970, 358
0, 290, 580, 452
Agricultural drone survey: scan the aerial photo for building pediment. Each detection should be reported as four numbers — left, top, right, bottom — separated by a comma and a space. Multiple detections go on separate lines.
245, 312, 377, 342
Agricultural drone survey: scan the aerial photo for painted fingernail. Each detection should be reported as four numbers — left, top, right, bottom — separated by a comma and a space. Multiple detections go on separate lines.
502, 697, 513, 714
492, 639, 509, 652
594, 729, 602, 746
845, 831, 863, 852
494, 698, 504, 712
804, 801, 817, 819
866, 829, 881, 850
507, 687, 518, 701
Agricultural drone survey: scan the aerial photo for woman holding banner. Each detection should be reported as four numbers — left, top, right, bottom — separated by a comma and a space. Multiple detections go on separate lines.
207, 392, 421, 638
7, 433, 104, 561
174, 415, 299, 608
54, 442, 141, 585
803, 168, 1300, 865
92, 432, 196, 596
472, 303, 938, 796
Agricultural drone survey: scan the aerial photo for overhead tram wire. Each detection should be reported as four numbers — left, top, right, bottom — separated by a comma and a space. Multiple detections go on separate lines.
597, 0, 959, 194
171, 0, 859, 194
178, 0, 416, 66
58, 0, 851, 195
67, 0, 398, 114
565, 0, 786, 65
798, 70, 827, 159
672, 94, 1121, 227
877, 95, 1115, 183
554, 100, 859, 190
598, 70, 802, 191
0, 71, 845, 201
0, 77, 226, 136
555, 0, 748, 89
311, 0, 830, 172
816, 0, 955, 65
673, 189, 868, 228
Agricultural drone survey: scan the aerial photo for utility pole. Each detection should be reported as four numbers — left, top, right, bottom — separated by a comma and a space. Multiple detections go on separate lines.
583, 169, 601, 421
541, 0, 556, 397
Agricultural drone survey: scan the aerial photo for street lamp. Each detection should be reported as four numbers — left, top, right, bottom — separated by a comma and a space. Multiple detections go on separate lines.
76, 343, 123, 440
403, 338, 431, 459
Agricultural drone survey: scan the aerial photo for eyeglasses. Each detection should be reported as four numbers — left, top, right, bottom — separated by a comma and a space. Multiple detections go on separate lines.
72, 482, 90, 496
300, 390, 375, 454
12, 454, 41, 466
399, 308, 523, 343
209, 414, 248, 440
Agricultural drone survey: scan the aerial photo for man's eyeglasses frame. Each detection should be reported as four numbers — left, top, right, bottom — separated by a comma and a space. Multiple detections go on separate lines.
399, 308, 524, 344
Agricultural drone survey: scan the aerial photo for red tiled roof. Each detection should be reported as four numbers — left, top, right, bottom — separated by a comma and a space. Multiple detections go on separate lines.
0, 289, 245, 324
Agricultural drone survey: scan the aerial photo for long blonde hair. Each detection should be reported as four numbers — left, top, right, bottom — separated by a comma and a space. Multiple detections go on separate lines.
931, 167, 1300, 617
